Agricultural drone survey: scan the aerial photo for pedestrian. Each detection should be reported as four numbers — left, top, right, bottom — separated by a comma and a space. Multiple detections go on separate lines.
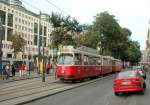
2, 64, 7, 80
39, 60, 43, 75
9, 64, 12, 78
12, 64, 16, 79
29, 62, 34, 78
5, 64, 10, 79
33, 61, 38, 77
19, 63, 26, 79
46, 62, 51, 74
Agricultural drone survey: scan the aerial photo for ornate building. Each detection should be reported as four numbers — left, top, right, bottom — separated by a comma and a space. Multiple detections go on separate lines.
146, 20, 150, 49
140, 20, 150, 64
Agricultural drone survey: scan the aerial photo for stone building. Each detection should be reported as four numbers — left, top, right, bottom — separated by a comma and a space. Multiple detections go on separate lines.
0, 0, 53, 60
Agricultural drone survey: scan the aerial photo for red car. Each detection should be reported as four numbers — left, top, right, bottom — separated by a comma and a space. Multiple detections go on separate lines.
113, 70, 146, 96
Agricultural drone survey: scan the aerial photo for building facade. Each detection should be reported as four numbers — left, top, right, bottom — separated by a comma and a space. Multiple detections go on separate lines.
140, 20, 150, 65
0, 0, 53, 60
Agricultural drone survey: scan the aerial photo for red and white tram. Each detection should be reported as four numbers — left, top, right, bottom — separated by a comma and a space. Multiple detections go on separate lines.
112, 58, 122, 73
57, 46, 122, 81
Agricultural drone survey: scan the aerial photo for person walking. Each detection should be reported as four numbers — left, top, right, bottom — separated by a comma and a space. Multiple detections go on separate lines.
19, 63, 26, 79
33, 61, 38, 77
46, 62, 51, 74
5, 64, 10, 79
39, 61, 43, 76
29, 62, 34, 78
12, 64, 16, 80
2, 64, 7, 80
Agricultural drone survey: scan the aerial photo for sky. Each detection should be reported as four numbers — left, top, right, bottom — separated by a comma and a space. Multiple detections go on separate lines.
22, 0, 150, 50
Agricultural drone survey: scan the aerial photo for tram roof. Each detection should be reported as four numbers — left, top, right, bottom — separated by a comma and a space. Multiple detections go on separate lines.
58, 46, 101, 57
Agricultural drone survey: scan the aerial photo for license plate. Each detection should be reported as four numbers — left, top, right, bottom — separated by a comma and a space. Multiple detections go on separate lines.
121, 81, 131, 85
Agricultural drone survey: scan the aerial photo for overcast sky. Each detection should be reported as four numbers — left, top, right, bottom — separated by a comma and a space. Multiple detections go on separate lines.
22, 0, 150, 50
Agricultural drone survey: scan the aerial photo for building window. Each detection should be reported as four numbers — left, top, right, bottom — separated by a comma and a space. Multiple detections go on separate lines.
7, 28, 13, 40
44, 26, 47, 36
8, 13, 13, 27
40, 25, 42, 35
1, 26, 5, 40
0, 10, 6, 25
34, 23, 38, 33
34, 35, 38, 45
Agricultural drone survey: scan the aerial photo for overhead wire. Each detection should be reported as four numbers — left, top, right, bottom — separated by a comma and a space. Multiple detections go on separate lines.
20, 0, 77, 21
20, 0, 44, 13
44, 0, 70, 16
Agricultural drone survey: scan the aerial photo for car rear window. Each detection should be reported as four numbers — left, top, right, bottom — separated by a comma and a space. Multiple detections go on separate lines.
132, 66, 143, 70
117, 71, 136, 78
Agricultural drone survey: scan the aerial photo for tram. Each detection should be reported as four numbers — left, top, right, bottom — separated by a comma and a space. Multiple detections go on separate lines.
57, 46, 122, 81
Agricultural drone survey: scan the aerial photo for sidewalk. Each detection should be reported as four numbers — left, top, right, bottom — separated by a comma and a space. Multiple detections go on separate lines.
0, 71, 56, 84
0, 75, 59, 105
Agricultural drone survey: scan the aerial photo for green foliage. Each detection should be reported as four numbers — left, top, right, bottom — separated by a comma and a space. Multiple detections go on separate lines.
50, 11, 141, 64
93, 11, 122, 56
127, 41, 141, 64
50, 12, 83, 48
8, 34, 26, 53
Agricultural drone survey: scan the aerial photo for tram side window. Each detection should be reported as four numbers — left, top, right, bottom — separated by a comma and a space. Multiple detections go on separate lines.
112, 61, 115, 66
102, 58, 108, 66
97, 58, 101, 65
75, 53, 82, 65
89, 57, 97, 65
83, 55, 89, 65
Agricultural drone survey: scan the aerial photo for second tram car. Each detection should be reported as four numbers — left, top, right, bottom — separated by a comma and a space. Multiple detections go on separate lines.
57, 46, 122, 81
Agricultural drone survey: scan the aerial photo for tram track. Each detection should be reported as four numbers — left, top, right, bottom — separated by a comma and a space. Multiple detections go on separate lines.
0, 81, 61, 95
0, 74, 114, 105
0, 82, 69, 102
0, 78, 45, 90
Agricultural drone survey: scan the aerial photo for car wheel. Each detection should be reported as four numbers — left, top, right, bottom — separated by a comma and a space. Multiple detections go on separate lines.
144, 75, 146, 79
143, 82, 146, 90
140, 90, 145, 95
114, 92, 120, 96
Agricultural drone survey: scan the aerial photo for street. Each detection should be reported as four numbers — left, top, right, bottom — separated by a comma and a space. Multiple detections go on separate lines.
23, 74, 150, 105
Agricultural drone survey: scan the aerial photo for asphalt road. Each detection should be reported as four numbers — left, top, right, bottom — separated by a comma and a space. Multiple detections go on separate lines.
23, 74, 150, 105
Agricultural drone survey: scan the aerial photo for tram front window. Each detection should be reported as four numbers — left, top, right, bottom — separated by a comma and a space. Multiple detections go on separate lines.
58, 54, 74, 65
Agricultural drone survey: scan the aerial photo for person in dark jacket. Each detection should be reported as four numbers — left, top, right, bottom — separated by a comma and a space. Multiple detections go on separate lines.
12, 64, 16, 78
2, 65, 7, 80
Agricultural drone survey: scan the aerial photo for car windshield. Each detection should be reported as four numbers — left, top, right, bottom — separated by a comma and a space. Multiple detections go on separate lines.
57, 53, 74, 65
117, 71, 136, 78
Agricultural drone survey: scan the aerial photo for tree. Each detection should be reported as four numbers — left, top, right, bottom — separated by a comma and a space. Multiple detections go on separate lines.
8, 34, 26, 54
50, 12, 83, 48
74, 26, 98, 49
92, 11, 122, 55
127, 41, 141, 65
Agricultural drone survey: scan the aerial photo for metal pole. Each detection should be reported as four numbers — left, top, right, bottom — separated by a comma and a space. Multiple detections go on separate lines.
38, 12, 45, 82
42, 38, 45, 82
38, 12, 41, 58
0, 18, 3, 75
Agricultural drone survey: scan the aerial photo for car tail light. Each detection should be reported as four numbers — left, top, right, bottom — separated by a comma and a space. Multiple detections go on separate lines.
134, 79, 140, 82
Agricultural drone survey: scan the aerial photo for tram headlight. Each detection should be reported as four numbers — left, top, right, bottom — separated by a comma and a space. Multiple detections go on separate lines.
62, 70, 65, 74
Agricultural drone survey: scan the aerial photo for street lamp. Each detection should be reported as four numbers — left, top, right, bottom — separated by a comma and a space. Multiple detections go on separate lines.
0, 17, 3, 75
